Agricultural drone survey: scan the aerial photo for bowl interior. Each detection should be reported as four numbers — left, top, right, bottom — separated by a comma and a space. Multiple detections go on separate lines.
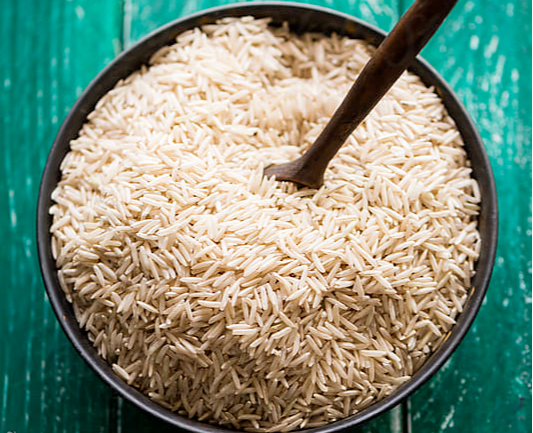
37, 2, 497, 432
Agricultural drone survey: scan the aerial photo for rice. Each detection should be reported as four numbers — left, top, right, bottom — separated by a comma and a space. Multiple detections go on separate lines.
50, 17, 481, 432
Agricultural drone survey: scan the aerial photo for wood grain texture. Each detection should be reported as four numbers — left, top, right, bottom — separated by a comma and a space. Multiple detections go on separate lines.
399, 0, 532, 432
0, 0, 530, 432
0, 0, 122, 432
123, 0, 400, 49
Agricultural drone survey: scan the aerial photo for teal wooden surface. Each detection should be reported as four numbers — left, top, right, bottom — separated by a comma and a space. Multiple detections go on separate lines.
122, 0, 400, 47
400, 0, 532, 432
0, 1, 123, 432
0, 0, 530, 432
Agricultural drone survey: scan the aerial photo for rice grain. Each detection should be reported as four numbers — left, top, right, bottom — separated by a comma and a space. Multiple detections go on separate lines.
50, 17, 481, 432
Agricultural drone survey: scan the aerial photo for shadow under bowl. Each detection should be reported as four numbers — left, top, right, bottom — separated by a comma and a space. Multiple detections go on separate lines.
37, 2, 498, 432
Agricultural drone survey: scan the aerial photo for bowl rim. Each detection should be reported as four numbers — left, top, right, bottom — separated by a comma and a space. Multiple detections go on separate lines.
37, 2, 498, 432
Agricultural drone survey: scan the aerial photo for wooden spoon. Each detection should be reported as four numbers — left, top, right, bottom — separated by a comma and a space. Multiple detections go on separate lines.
264, 0, 459, 188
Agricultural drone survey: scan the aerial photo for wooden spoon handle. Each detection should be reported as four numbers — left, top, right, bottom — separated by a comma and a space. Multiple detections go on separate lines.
297, 0, 459, 180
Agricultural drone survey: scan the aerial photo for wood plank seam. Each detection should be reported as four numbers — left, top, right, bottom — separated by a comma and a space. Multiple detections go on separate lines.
109, 393, 119, 433
110, 2, 128, 431
402, 398, 412, 433
119, 0, 128, 53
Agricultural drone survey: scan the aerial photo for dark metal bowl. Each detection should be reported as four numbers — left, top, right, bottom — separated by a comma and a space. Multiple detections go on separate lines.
37, 2, 498, 432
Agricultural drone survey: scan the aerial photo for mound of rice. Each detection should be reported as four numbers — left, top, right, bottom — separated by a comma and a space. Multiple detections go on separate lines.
50, 17, 481, 432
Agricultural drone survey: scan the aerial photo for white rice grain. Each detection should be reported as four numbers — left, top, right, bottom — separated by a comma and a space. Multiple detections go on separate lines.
50, 17, 481, 432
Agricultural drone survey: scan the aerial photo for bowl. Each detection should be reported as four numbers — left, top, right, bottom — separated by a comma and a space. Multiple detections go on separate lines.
37, 2, 498, 432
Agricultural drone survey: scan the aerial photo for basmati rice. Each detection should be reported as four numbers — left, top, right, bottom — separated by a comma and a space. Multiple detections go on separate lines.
50, 17, 481, 432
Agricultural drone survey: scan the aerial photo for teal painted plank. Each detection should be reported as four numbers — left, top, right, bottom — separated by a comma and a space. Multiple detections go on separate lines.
0, 0, 123, 432
124, 0, 400, 49
399, 0, 532, 431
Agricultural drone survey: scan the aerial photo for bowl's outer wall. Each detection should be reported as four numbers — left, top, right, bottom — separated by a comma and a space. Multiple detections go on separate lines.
37, 3, 498, 433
